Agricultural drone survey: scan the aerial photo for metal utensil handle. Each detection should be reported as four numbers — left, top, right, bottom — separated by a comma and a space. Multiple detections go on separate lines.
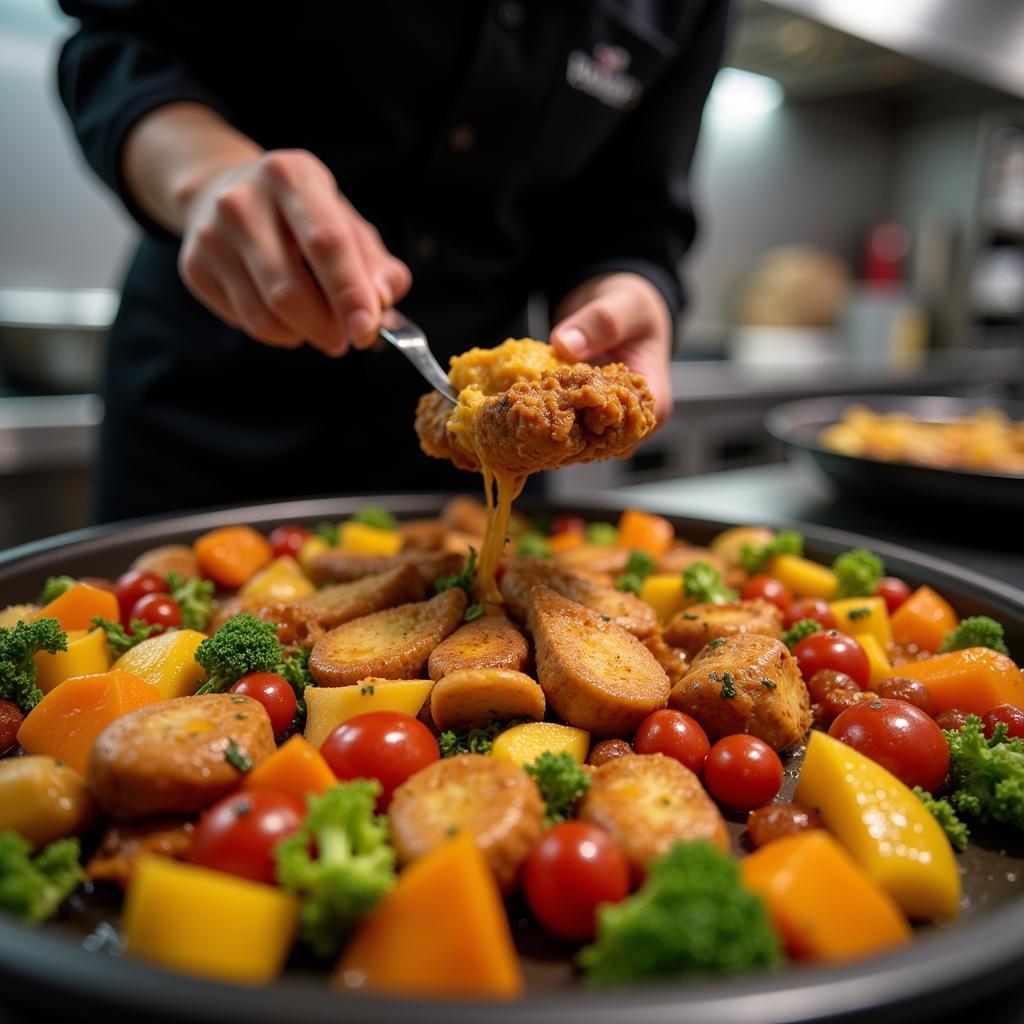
378, 309, 458, 404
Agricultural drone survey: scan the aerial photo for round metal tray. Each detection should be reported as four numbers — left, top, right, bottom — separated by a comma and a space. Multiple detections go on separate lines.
765, 395, 1024, 513
2, 494, 1024, 1024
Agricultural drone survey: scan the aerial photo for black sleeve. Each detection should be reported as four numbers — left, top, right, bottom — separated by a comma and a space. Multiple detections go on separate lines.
540, 0, 730, 324
56, 0, 234, 236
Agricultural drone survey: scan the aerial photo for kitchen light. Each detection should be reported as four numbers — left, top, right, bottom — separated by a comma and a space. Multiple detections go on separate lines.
706, 67, 785, 122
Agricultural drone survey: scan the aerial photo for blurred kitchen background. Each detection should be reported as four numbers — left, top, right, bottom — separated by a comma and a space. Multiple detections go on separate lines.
1, 0, 1023, 547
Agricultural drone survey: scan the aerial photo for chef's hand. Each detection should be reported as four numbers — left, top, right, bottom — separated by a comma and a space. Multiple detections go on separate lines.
550, 273, 673, 423
123, 102, 410, 355
178, 150, 411, 354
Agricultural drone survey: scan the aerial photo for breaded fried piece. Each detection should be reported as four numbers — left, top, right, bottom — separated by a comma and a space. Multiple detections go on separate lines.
529, 585, 669, 736
430, 668, 546, 732
664, 598, 783, 658
440, 495, 490, 536
308, 588, 467, 686
416, 362, 656, 476
642, 630, 690, 687
308, 548, 463, 587
427, 612, 529, 680
669, 633, 811, 752
86, 818, 195, 886
501, 555, 657, 639
553, 543, 630, 578
398, 518, 448, 551
656, 545, 729, 575
388, 754, 544, 893
256, 564, 426, 648
579, 754, 729, 880
88, 694, 275, 819
131, 544, 201, 580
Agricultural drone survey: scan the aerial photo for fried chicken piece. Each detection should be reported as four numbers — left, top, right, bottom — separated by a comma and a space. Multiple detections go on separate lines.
307, 549, 463, 587
642, 630, 690, 687
416, 362, 656, 476
668, 633, 811, 752
86, 818, 196, 886
500, 555, 657, 638
664, 598, 783, 658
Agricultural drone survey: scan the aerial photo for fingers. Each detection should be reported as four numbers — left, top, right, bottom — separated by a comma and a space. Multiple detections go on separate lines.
550, 284, 656, 362
262, 151, 382, 350
350, 218, 413, 349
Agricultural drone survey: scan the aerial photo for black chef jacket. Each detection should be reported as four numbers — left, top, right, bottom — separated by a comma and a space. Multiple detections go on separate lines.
57, 0, 728, 523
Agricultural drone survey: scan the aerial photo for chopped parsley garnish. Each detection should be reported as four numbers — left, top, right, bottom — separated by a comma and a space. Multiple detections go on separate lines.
720, 672, 736, 699
224, 740, 253, 774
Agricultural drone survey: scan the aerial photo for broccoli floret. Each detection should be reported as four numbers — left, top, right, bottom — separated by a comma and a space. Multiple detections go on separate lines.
194, 613, 282, 695
832, 548, 884, 599
434, 547, 478, 596
37, 575, 77, 605
89, 616, 161, 656
739, 531, 804, 574
437, 718, 527, 758
516, 532, 552, 558
274, 781, 396, 956
579, 841, 783, 983
0, 832, 83, 925
945, 715, 1024, 830
314, 521, 339, 545
524, 751, 591, 826
913, 786, 969, 853
585, 522, 618, 546
682, 561, 737, 605
780, 618, 823, 651
350, 505, 397, 531
939, 615, 1008, 656
166, 571, 217, 631
616, 549, 655, 596
0, 618, 67, 713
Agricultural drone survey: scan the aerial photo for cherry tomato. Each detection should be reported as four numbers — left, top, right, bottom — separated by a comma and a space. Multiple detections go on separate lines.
816, 688, 877, 728
794, 630, 870, 689
829, 697, 949, 791
587, 739, 633, 768
935, 708, 968, 732
703, 735, 783, 811
0, 700, 24, 755
783, 598, 837, 631
320, 711, 439, 809
806, 669, 859, 706
231, 673, 297, 738
522, 822, 630, 941
634, 709, 709, 776
875, 676, 935, 717
876, 577, 912, 614
982, 704, 1024, 740
747, 802, 819, 848
268, 523, 311, 560
114, 569, 168, 622
741, 575, 793, 613
550, 514, 587, 537
129, 592, 182, 632
187, 790, 305, 884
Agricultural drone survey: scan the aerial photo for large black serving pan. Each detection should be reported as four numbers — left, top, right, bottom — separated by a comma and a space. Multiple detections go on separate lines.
765, 395, 1024, 513
2, 494, 1024, 1024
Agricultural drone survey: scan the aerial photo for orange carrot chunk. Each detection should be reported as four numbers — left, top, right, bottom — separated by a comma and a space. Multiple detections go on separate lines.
892, 647, 1024, 716
334, 831, 523, 999
17, 670, 161, 775
243, 735, 336, 804
35, 582, 119, 633
194, 526, 273, 590
616, 509, 675, 557
890, 586, 958, 653
741, 830, 911, 962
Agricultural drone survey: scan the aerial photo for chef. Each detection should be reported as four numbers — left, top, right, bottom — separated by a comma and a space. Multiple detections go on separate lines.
57, 0, 728, 521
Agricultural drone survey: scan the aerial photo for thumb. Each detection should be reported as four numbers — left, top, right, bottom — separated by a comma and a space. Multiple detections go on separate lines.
550, 288, 649, 362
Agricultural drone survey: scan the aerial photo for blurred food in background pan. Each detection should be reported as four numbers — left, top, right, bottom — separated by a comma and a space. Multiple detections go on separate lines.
767, 395, 1024, 514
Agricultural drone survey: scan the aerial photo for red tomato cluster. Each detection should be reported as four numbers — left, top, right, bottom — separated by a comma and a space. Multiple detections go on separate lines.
113, 569, 183, 633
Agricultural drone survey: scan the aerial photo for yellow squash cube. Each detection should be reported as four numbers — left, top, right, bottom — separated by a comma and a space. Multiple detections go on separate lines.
856, 632, 894, 688
338, 521, 403, 557
491, 722, 589, 766
304, 679, 434, 750
113, 629, 207, 700
768, 554, 837, 600
795, 731, 959, 920
124, 856, 299, 984
828, 596, 893, 649
640, 574, 685, 624
240, 555, 315, 601
34, 628, 110, 694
